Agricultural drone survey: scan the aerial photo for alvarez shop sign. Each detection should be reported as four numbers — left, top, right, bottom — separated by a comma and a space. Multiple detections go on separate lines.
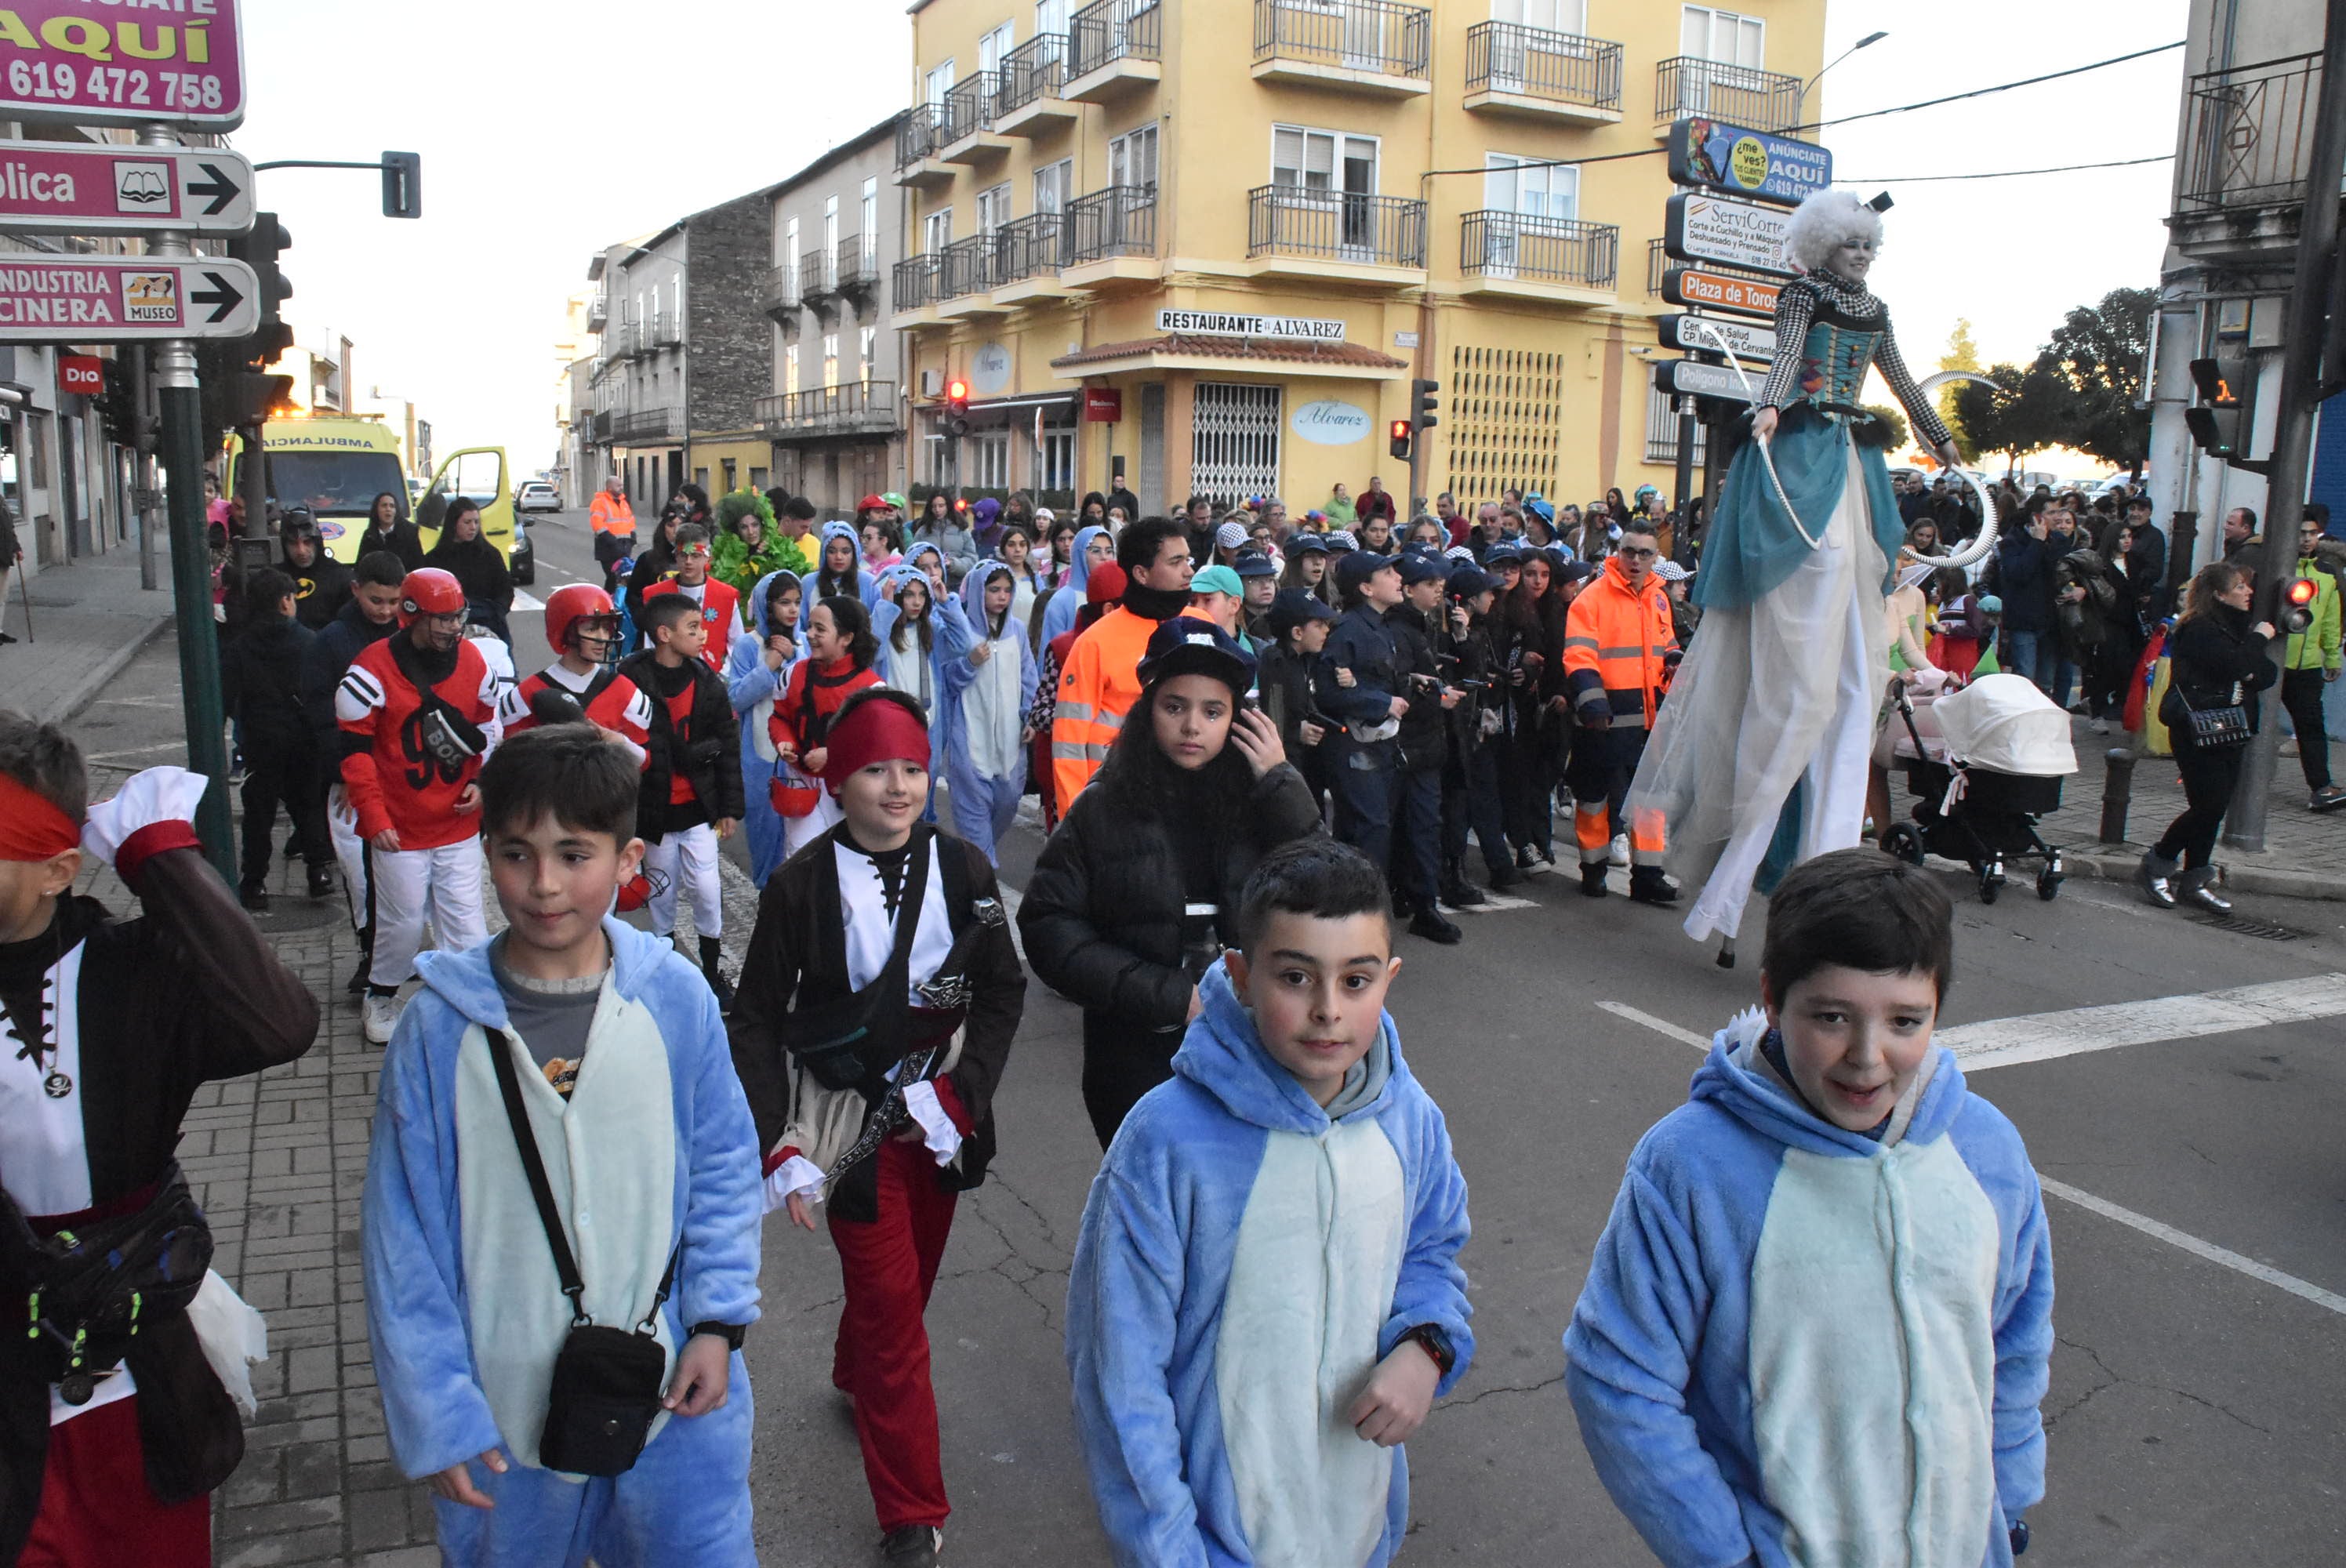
1157, 309, 1346, 343
0, 0, 246, 131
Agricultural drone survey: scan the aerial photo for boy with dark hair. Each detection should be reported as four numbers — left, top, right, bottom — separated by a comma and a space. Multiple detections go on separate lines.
1052, 517, 1197, 805
643, 522, 742, 672
337, 565, 503, 1044
364, 725, 763, 1567
224, 567, 332, 909
619, 593, 743, 1007
0, 713, 317, 1566
1067, 837, 1472, 1568
301, 548, 407, 991
730, 688, 1026, 1568
1565, 848, 2052, 1568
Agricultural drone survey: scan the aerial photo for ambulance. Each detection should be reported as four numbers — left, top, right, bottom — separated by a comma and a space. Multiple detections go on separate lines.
227, 416, 525, 578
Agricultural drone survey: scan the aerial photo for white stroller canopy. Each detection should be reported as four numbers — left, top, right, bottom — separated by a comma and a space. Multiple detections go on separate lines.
1933, 674, 2079, 777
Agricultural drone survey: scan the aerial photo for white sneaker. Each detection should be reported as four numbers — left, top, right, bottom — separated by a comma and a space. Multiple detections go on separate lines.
1608, 833, 1631, 869
363, 993, 401, 1046
2091, 718, 2112, 735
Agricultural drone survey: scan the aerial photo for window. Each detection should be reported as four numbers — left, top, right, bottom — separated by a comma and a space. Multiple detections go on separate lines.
1109, 124, 1158, 191
926, 434, 952, 488
861, 177, 878, 250
784, 343, 800, 393
1450, 344, 1566, 499
1646, 382, 1708, 466
1033, 158, 1072, 215
924, 207, 953, 254
750, 466, 769, 492
1037, 0, 1069, 37
1681, 5, 1763, 67
1273, 125, 1378, 197
784, 216, 799, 282
1040, 426, 1076, 491
823, 196, 839, 288
1493, 0, 1587, 31
860, 326, 878, 379
976, 182, 1014, 237
823, 334, 840, 391
979, 20, 1014, 74
924, 60, 956, 107
971, 432, 1011, 489
721, 459, 737, 493
1484, 153, 1578, 220
1190, 383, 1281, 506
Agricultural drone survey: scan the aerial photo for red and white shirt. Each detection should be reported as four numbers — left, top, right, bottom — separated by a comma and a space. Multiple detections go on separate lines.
643, 577, 739, 671
499, 662, 653, 771
336, 637, 502, 848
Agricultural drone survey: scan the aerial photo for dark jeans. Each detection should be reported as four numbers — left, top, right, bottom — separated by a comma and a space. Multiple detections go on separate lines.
1494, 728, 1555, 855
1443, 742, 1511, 879
2153, 734, 2246, 869
240, 738, 329, 887
1080, 1025, 1180, 1149
2281, 668, 2333, 790
1385, 766, 1443, 902
1330, 741, 1397, 870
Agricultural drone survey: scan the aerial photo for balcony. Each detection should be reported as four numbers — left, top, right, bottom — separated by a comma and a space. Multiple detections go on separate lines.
586, 293, 608, 331
1247, 185, 1425, 281
754, 380, 899, 443
590, 410, 613, 441
1066, 0, 1161, 103
893, 104, 954, 191
613, 406, 681, 444
941, 71, 1013, 165
801, 248, 840, 310
892, 253, 945, 331
612, 320, 646, 359
835, 233, 881, 295
992, 213, 1074, 305
2174, 52, 2322, 266
1065, 183, 1159, 289
997, 34, 1077, 136
1252, 0, 1430, 97
762, 265, 798, 325
936, 234, 1011, 319
648, 310, 683, 350
1459, 212, 1618, 305
1464, 21, 1622, 125
1654, 56, 1802, 133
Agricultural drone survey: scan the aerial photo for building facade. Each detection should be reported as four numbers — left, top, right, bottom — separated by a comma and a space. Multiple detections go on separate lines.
892, 0, 1823, 517
760, 114, 908, 511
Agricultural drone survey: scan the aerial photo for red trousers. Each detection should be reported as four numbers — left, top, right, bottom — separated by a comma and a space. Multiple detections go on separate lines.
20, 1396, 211, 1568
828, 1137, 959, 1534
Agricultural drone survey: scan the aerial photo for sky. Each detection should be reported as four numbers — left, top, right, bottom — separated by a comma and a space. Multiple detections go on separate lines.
229, 0, 2188, 477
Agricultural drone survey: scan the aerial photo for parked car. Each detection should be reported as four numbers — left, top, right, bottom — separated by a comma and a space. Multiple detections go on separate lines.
517, 480, 562, 514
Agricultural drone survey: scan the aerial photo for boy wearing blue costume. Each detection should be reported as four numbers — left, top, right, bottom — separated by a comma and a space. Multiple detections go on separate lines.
363, 725, 763, 1568
1067, 838, 1474, 1568
1564, 849, 2053, 1568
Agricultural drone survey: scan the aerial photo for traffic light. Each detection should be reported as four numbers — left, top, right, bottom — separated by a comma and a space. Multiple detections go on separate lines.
225, 372, 294, 427
2282, 575, 2321, 634
2184, 356, 2267, 473
227, 212, 294, 368
943, 377, 971, 438
381, 151, 422, 220
1389, 419, 1412, 461
1409, 377, 1440, 436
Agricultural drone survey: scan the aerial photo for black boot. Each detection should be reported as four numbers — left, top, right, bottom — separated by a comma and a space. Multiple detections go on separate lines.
1390, 887, 1415, 919
306, 863, 336, 899
1440, 858, 1485, 907
238, 880, 270, 913
1629, 866, 1680, 906
1408, 906, 1464, 944
698, 936, 735, 1011
1579, 863, 1610, 898
347, 945, 373, 996
1486, 858, 1523, 891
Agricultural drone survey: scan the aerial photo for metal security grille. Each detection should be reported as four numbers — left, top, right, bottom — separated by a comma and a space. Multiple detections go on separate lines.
1645, 383, 1708, 466
1447, 345, 1566, 502
1192, 382, 1282, 506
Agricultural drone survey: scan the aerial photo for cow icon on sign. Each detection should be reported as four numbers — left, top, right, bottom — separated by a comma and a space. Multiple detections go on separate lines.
123, 271, 179, 322
114, 163, 172, 212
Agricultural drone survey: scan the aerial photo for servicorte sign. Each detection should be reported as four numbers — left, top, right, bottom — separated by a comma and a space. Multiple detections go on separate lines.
1667, 117, 1833, 209
0, 0, 245, 131
1665, 192, 1796, 277
1158, 309, 1345, 342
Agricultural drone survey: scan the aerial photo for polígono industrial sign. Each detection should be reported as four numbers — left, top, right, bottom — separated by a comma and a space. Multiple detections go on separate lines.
1667, 117, 1833, 209
0, 0, 246, 132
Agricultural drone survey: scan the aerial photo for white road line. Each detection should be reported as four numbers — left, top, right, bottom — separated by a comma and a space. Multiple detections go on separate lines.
2039, 1178, 2346, 1319
511, 590, 545, 613
1943, 972, 2346, 1073
83, 739, 184, 762
1596, 1000, 1710, 1051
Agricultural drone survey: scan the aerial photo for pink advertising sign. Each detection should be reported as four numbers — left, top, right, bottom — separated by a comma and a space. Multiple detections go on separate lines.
0, 1, 245, 131
0, 138, 250, 231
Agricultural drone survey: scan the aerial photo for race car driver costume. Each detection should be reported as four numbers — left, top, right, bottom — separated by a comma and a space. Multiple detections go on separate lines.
498, 584, 652, 770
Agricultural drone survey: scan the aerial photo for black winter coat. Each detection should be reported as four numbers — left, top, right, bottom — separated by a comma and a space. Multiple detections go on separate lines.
617, 652, 745, 840
1386, 603, 1448, 774
353, 519, 424, 572
221, 615, 314, 753
1019, 762, 1322, 1047
2162, 605, 2277, 735
279, 550, 350, 630
297, 597, 396, 748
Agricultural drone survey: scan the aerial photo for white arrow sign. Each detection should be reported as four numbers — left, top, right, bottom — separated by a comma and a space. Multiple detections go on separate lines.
0, 140, 252, 234
0, 256, 259, 341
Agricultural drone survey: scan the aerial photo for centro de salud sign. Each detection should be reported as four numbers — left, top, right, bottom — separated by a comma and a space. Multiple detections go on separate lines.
1667, 117, 1832, 209
1157, 309, 1345, 343
0, 0, 246, 132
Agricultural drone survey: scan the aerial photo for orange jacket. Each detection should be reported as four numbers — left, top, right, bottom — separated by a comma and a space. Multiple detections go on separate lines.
590, 490, 636, 535
1050, 604, 1160, 805
1562, 557, 1676, 726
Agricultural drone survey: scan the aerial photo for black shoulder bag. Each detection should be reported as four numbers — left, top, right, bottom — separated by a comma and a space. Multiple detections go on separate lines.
388, 633, 488, 770
775, 833, 932, 1091
487, 1029, 677, 1476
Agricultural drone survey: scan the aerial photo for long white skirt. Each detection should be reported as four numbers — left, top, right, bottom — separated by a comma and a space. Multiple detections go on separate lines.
1629, 445, 1890, 943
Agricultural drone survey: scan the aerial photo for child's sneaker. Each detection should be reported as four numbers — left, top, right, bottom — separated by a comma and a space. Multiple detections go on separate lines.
880, 1526, 941, 1566
238, 881, 271, 913
363, 992, 401, 1046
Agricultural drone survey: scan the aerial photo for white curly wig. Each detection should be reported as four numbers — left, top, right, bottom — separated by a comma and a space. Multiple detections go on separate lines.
1783, 188, 1883, 274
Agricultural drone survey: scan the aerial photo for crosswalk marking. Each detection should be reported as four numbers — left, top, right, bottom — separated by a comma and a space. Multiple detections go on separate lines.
511, 590, 545, 613
1942, 972, 2346, 1073
2039, 1178, 2346, 1319
1596, 1000, 1709, 1050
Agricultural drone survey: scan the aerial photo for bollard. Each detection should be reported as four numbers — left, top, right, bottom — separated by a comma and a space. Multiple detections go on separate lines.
2099, 747, 2136, 844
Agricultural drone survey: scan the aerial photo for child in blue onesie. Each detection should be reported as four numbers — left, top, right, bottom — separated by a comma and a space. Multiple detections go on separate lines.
362, 725, 763, 1568
1067, 838, 1474, 1568
1565, 848, 2054, 1568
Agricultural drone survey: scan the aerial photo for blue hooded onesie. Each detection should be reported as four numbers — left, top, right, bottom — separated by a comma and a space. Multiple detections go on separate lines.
937, 558, 1039, 861
724, 568, 809, 886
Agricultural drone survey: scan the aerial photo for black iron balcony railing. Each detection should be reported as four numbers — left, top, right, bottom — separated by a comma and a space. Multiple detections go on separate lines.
1248, 185, 1425, 267
998, 33, 1069, 114
1067, 183, 1157, 263
801, 248, 837, 301
614, 406, 681, 443
1462, 212, 1618, 289
837, 233, 880, 292
762, 265, 798, 319
939, 234, 993, 299
1070, 0, 1163, 80
1464, 20, 1622, 111
1654, 56, 1803, 130
893, 254, 943, 310
590, 410, 613, 441
1254, 0, 1429, 80
755, 379, 898, 435
993, 213, 1070, 285
943, 71, 1000, 144
895, 104, 944, 167
2180, 52, 2323, 209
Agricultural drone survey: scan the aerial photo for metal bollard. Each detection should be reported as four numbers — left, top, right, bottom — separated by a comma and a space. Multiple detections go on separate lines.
2099, 748, 2136, 844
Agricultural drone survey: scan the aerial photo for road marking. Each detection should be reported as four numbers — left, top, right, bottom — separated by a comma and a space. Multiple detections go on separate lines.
2039, 1178, 2346, 1319
511, 590, 545, 613
83, 739, 184, 762
1943, 972, 2346, 1073
1597, 1000, 1710, 1051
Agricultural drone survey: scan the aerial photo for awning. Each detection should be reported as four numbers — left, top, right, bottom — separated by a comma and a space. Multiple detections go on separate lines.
1049, 333, 1409, 382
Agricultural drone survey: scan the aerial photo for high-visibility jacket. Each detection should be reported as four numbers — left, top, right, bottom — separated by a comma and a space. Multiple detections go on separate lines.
1562, 557, 1676, 728
590, 490, 636, 535
2282, 552, 2342, 673
1051, 604, 1164, 804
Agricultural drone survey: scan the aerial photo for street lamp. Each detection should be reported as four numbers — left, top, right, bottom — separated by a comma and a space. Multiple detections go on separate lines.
1797, 30, 1889, 123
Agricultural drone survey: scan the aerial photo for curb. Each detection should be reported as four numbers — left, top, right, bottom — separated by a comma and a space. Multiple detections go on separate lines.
34, 612, 172, 726
2059, 844, 2342, 904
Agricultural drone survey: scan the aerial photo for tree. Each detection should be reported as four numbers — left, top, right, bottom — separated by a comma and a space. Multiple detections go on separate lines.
1858, 403, 1909, 453
1952, 363, 2076, 476
2032, 287, 2155, 476
1937, 319, 1982, 460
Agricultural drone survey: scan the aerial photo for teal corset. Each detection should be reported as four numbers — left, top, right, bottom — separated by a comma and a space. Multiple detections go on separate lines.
1791, 319, 1881, 411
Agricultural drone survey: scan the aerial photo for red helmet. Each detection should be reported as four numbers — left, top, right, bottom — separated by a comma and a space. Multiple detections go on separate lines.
543, 583, 619, 655
398, 568, 465, 626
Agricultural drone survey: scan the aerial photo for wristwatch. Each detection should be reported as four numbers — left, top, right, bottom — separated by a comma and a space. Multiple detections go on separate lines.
689, 1321, 748, 1351
1399, 1324, 1454, 1379
2009, 1519, 2030, 1557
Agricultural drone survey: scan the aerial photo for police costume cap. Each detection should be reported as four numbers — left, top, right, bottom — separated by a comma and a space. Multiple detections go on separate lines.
1325, 529, 1360, 553
1335, 550, 1396, 592
1232, 549, 1278, 579
398, 567, 465, 626
1398, 553, 1448, 586
1552, 556, 1596, 585
1135, 615, 1256, 693
1189, 564, 1245, 599
1269, 587, 1338, 630
1446, 565, 1494, 599
1483, 541, 1524, 565
1290, 532, 1331, 555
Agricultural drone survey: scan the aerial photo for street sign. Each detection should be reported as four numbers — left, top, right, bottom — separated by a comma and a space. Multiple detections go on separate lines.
0, 1, 246, 132
1661, 267, 1782, 321
1665, 192, 1796, 276
1667, 117, 1833, 208
0, 256, 259, 341
1654, 358, 1756, 404
1659, 314, 1778, 363
0, 140, 251, 234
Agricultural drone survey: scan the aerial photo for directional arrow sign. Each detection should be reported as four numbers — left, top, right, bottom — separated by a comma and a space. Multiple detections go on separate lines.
1659, 313, 1778, 363
1661, 267, 1782, 321
1665, 192, 1796, 277
0, 256, 260, 342
1654, 358, 1757, 404
0, 140, 252, 234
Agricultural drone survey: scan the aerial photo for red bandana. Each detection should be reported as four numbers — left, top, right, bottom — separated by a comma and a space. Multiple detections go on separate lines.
0, 773, 78, 862
820, 697, 931, 791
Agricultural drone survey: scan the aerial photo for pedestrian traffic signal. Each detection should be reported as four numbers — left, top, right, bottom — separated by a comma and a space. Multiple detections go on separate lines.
1409, 378, 1440, 435
380, 152, 422, 220
2282, 575, 2321, 634
943, 378, 971, 438
2184, 356, 2268, 473
1389, 419, 1412, 461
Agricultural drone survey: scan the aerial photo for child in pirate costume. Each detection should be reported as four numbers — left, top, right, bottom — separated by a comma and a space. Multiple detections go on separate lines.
729, 689, 1026, 1568
0, 716, 319, 1566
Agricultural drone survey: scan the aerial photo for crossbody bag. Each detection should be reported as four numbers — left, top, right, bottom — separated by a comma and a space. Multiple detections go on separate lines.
2173, 679, 2252, 750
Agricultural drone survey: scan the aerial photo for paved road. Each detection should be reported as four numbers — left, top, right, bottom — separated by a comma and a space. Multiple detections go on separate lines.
65, 508, 2345, 1565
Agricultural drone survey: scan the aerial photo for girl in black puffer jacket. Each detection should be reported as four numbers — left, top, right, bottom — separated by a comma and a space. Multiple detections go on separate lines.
2142, 562, 2278, 912
1019, 635, 1323, 1147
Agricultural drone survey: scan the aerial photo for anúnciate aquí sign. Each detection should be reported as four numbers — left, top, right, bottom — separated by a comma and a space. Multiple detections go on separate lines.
0, 1, 245, 131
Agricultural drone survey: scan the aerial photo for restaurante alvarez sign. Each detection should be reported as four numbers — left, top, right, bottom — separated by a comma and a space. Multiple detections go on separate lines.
1157, 309, 1345, 342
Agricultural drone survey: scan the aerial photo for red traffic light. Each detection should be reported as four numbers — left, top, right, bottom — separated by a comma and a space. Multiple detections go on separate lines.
2285, 575, 2320, 608
1389, 419, 1410, 441
946, 379, 969, 403
953, 496, 969, 514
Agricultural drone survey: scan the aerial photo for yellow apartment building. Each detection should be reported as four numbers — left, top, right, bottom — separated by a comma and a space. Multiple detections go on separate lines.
892, 0, 1825, 517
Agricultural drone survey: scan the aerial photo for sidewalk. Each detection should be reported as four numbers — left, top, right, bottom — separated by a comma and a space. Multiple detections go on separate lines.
5, 541, 180, 724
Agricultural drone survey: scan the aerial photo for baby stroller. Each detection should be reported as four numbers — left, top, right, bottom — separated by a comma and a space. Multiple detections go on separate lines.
1883, 673, 2077, 903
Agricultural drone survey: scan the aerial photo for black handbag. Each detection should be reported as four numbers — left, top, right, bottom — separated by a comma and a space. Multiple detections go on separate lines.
487, 1029, 677, 1477
2174, 681, 2253, 750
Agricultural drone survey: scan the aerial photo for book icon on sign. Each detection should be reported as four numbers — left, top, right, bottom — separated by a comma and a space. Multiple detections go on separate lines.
115, 165, 170, 210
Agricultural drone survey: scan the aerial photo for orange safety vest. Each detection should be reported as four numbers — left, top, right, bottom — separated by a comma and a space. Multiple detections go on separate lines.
1050, 605, 1161, 805
1561, 558, 1676, 727
590, 491, 636, 535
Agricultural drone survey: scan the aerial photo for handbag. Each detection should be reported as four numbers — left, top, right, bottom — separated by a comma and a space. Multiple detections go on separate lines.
768, 760, 823, 818
2173, 680, 2252, 750
486, 1029, 677, 1477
